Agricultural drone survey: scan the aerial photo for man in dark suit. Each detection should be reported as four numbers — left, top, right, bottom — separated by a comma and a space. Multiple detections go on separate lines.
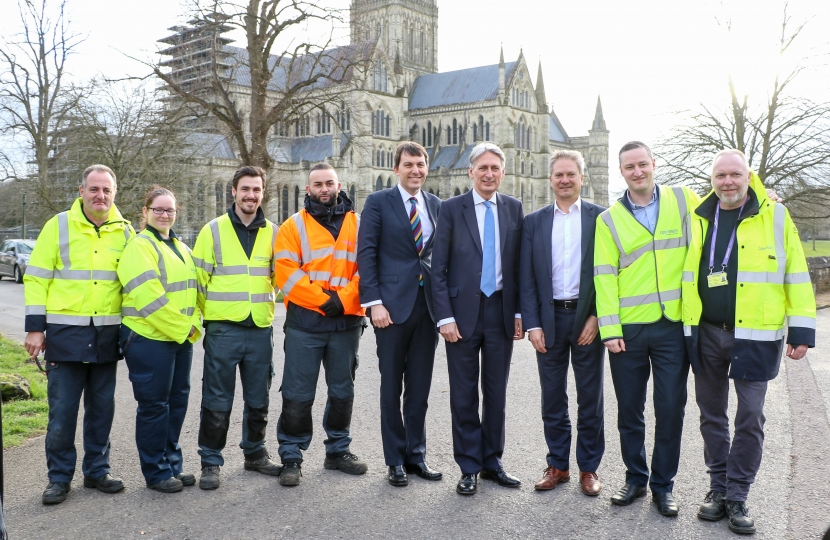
357, 141, 443, 487
432, 142, 525, 496
519, 150, 606, 497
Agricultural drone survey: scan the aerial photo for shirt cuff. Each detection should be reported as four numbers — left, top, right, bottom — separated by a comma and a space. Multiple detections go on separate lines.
361, 300, 382, 308
437, 317, 455, 328
515, 313, 522, 319
526, 327, 541, 332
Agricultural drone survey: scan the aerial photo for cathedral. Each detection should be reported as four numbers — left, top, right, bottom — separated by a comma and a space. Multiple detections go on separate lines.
158, 0, 609, 231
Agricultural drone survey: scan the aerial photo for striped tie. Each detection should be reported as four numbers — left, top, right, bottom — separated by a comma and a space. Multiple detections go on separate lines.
409, 197, 424, 286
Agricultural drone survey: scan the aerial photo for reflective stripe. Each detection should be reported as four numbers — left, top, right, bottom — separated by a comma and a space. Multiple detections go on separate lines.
281, 269, 306, 297
206, 291, 250, 301
671, 187, 690, 248
292, 213, 310, 263
166, 281, 189, 292
122, 269, 158, 294
619, 243, 651, 269
47, 314, 121, 326
91, 270, 118, 281
600, 211, 625, 256
197, 283, 207, 295
598, 314, 621, 327
25, 265, 54, 279
54, 269, 92, 280
330, 276, 350, 287
57, 211, 72, 270
187, 279, 197, 290
25, 305, 46, 315
310, 247, 334, 259
249, 267, 271, 277
734, 327, 784, 341
180, 307, 195, 316
784, 272, 811, 285
737, 270, 784, 285
682, 271, 695, 282
671, 187, 687, 218
684, 325, 692, 337
122, 295, 169, 318
270, 222, 279, 273
210, 220, 223, 266
192, 256, 214, 273
138, 234, 167, 286
788, 316, 816, 329
308, 271, 332, 282
619, 237, 686, 269
594, 264, 618, 277
333, 249, 357, 263
773, 204, 786, 260
618, 288, 681, 309
213, 265, 248, 276
124, 226, 131, 242
251, 292, 275, 303
661, 288, 682, 302
274, 250, 299, 263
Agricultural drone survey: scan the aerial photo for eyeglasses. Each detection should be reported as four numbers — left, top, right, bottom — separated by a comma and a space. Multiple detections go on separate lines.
148, 207, 177, 216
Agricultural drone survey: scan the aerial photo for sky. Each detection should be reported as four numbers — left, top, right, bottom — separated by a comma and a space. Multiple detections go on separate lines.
2, 0, 829, 194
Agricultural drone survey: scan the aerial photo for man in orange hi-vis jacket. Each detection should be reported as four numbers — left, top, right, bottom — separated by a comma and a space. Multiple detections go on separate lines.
272, 162, 367, 487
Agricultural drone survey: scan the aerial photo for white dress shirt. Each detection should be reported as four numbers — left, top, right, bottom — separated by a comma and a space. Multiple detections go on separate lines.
552, 198, 582, 300
437, 190, 520, 328
361, 185, 433, 308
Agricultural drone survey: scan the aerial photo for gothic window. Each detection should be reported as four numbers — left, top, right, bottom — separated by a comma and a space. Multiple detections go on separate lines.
521, 161, 525, 175
473, 124, 477, 142
427, 121, 433, 147
215, 183, 223, 216
521, 183, 525, 205
422, 128, 426, 146
385, 114, 390, 137
485, 122, 490, 141
581, 183, 592, 197
386, 177, 391, 188
464, 187, 469, 193
454, 187, 461, 196
531, 162, 535, 176
294, 185, 300, 212
346, 110, 351, 131
316, 113, 321, 134
446, 126, 451, 145
419, 31, 424, 63
387, 150, 392, 168
452, 119, 458, 145
281, 186, 289, 222
349, 184, 356, 203
375, 176, 383, 192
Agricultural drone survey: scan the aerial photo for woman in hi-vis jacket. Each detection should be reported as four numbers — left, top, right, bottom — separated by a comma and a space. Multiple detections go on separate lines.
118, 186, 201, 493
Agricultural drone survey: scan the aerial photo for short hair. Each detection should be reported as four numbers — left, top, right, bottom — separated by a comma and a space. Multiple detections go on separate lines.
469, 142, 505, 168
711, 148, 750, 174
81, 164, 117, 189
618, 141, 653, 164
309, 162, 335, 173
549, 150, 585, 176
394, 141, 429, 169
232, 165, 267, 189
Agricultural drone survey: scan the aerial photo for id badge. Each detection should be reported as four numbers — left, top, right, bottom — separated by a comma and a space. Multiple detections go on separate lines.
707, 272, 728, 288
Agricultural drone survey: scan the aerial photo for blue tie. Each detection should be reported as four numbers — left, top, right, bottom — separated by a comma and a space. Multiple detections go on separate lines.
480, 200, 496, 297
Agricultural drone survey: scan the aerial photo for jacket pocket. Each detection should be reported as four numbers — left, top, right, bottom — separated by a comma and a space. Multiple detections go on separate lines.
449, 286, 458, 298
763, 302, 785, 326
379, 275, 398, 283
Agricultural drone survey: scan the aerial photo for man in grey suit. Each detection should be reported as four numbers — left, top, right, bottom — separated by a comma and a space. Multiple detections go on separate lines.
520, 150, 607, 497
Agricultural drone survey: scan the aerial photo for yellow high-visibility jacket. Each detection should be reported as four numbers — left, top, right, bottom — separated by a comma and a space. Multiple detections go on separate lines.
192, 214, 278, 328
119, 229, 202, 343
273, 210, 363, 317
594, 185, 699, 341
681, 172, 815, 381
24, 198, 135, 328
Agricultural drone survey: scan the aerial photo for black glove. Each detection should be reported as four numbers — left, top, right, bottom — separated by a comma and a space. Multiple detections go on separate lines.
320, 290, 345, 317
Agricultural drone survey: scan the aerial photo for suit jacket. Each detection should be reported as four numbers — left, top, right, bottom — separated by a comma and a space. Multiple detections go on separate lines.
431, 190, 524, 340
357, 187, 442, 323
519, 200, 605, 347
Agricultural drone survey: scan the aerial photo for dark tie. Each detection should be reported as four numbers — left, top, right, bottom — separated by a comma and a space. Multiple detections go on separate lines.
409, 197, 424, 286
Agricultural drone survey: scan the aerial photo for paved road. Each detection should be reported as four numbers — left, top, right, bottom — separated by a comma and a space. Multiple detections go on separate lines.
0, 278, 828, 539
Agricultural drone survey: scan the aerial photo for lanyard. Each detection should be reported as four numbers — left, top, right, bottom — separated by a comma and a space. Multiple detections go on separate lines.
708, 200, 746, 272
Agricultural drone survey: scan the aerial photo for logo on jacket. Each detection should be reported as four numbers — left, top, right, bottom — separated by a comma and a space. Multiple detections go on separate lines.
659, 229, 678, 236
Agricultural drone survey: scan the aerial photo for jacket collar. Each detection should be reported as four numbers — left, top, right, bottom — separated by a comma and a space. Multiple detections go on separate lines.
694, 171, 767, 221
69, 198, 129, 227
303, 190, 354, 221
228, 204, 267, 230
143, 224, 178, 241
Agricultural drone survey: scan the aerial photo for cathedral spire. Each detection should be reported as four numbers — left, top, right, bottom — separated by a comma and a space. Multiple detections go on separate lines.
498, 45, 505, 104
592, 95, 607, 131
535, 62, 547, 113
499, 44, 504, 67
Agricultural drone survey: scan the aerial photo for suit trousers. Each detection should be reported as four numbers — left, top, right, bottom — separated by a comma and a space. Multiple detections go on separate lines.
375, 287, 439, 466
695, 321, 767, 501
122, 327, 193, 485
608, 317, 689, 492
45, 359, 118, 483
536, 306, 605, 472
446, 291, 514, 474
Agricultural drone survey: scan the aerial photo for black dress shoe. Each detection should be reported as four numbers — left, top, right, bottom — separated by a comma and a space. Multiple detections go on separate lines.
387, 465, 408, 487
480, 468, 521, 488
610, 483, 647, 506
652, 491, 679, 517
456, 473, 477, 495
405, 462, 443, 481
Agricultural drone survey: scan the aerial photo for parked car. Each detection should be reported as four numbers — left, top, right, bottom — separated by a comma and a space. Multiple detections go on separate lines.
0, 239, 35, 283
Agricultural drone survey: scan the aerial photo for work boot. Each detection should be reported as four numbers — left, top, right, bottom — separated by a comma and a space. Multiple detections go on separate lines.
83, 473, 125, 493
697, 490, 726, 521
42, 482, 70, 504
175, 472, 196, 486
280, 463, 302, 486
244, 455, 283, 476
726, 500, 756, 535
323, 452, 368, 475
148, 477, 183, 493
199, 465, 221, 490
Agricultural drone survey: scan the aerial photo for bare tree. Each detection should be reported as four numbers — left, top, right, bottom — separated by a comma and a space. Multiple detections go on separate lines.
149, 0, 368, 177
0, 0, 85, 193
655, 5, 830, 220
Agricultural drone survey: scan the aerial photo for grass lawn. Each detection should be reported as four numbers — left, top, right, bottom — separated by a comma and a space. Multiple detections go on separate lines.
802, 240, 830, 258
0, 334, 48, 448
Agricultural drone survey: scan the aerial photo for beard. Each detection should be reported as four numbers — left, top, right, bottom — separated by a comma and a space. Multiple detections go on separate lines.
237, 198, 258, 214
718, 186, 748, 207
310, 193, 336, 207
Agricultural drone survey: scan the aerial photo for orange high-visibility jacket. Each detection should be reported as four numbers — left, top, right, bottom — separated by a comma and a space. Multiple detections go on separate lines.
273, 209, 364, 317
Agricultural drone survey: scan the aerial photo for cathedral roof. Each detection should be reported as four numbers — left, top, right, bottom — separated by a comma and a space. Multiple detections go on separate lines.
549, 112, 569, 143
409, 62, 518, 110
426, 144, 476, 170
184, 132, 236, 160
269, 133, 350, 164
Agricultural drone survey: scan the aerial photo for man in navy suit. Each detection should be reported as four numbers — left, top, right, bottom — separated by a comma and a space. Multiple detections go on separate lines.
357, 141, 443, 487
432, 142, 525, 495
520, 150, 606, 497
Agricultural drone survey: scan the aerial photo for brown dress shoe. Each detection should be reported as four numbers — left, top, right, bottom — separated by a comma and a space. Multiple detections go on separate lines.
580, 471, 602, 496
534, 466, 570, 491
